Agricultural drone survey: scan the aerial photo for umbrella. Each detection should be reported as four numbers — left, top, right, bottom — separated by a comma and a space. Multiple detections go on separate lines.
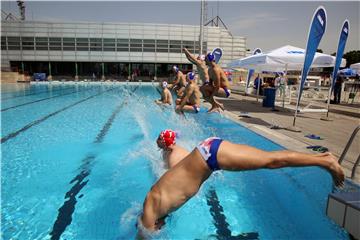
228, 45, 346, 71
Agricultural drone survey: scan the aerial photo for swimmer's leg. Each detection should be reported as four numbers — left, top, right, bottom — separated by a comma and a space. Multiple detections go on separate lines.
216, 141, 344, 187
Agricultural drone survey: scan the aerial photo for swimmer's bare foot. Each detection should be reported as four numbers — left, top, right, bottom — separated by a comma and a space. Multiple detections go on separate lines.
326, 153, 345, 187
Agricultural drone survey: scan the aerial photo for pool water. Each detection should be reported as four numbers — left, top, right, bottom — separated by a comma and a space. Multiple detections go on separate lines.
1, 83, 349, 239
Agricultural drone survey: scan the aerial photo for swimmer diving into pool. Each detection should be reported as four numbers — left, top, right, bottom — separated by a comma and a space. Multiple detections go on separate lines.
201, 52, 231, 113
137, 130, 345, 235
156, 129, 189, 168
183, 48, 209, 85
175, 72, 201, 114
167, 65, 187, 97
155, 81, 173, 106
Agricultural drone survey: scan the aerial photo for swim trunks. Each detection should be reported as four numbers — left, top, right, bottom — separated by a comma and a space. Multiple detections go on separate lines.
196, 137, 223, 171
192, 105, 200, 113
223, 87, 231, 98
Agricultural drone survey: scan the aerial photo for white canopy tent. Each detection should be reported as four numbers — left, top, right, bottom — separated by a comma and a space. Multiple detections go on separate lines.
227, 45, 347, 119
228, 45, 346, 71
350, 63, 360, 73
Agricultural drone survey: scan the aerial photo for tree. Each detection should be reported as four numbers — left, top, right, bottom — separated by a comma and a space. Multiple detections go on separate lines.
343, 51, 360, 67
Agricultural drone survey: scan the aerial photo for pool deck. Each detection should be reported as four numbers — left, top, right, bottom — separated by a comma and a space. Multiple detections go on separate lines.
213, 92, 360, 184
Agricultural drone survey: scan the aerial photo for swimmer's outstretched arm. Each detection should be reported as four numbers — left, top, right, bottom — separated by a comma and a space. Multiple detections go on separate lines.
217, 141, 345, 187
183, 48, 198, 65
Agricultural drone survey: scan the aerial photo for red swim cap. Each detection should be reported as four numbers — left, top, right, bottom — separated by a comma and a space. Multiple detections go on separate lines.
159, 129, 176, 147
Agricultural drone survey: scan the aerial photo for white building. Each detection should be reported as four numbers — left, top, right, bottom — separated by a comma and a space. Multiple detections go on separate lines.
1, 20, 246, 80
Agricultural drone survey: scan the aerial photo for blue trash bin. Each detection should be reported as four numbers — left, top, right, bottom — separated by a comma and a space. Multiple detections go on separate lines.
33, 73, 46, 81
262, 87, 276, 108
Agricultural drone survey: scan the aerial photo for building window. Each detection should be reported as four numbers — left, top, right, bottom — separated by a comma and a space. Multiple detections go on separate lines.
49, 37, 61, 51
21, 37, 34, 50
76, 38, 89, 51
90, 38, 102, 51
7, 36, 21, 50
35, 37, 48, 51
1, 36, 6, 50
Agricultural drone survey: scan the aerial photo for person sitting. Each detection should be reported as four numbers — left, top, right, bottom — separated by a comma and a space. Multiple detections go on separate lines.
155, 81, 173, 106
200, 53, 231, 113
138, 131, 345, 234
175, 72, 201, 114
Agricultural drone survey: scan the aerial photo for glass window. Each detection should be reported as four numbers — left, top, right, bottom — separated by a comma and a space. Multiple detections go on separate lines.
170, 48, 181, 53
63, 37, 75, 42
77, 47, 89, 51
63, 46, 75, 51
157, 40, 168, 44
117, 43, 128, 48
130, 43, 142, 48
8, 46, 20, 50
143, 43, 155, 48
130, 39, 142, 43
36, 37, 48, 42
77, 42, 88, 47
63, 42, 75, 46
22, 46, 34, 50
103, 48, 115, 52
157, 48, 168, 53
22, 42, 34, 46
36, 46, 48, 51
117, 38, 129, 43
1, 39, 6, 50
104, 42, 115, 47
143, 39, 155, 44
90, 47, 102, 51
103, 38, 115, 43
130, 48, 142, 52
49, 37, 61, 42
21, 37, 33, 41
90, 38, 102, 43
170, 40, 181, 45
143, 48, 155, 52
76, 38, 88, 42
8, 41, 20, 46
116, 47, 128, 52
49, 46, 61, 51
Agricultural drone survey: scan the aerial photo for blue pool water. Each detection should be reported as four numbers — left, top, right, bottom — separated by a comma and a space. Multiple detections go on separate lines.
1, 83, 349, 239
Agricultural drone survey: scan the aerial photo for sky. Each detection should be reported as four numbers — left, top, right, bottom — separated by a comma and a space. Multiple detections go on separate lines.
1, 1, 359, 54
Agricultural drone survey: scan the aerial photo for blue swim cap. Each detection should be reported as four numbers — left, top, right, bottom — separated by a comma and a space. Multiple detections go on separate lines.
172, 65, 179, 73
187, 72, 195, 81
206, 53, 215, 62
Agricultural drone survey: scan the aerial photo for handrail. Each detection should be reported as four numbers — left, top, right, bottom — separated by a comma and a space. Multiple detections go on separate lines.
338, 125, 360, 179
351, 154, 360, 179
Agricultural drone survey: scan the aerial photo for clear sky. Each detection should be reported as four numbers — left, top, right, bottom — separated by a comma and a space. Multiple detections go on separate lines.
2, 1, 359, 54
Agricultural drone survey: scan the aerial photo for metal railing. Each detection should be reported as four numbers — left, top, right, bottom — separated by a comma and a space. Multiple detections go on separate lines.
338, 125, 360, 179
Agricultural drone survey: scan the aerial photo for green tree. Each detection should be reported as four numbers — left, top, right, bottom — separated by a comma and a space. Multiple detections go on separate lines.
343, 50, 360, 67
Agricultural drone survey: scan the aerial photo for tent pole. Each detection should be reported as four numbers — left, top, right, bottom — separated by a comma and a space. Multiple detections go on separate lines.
292, 79, 301, 127
326, 76, 332, 118
283, 64, 288, 108
256, 73, 260, 102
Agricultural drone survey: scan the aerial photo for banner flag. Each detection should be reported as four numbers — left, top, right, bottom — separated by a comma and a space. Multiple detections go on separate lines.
331, 20, 349, 92
212, 48, 223, 64
298, 6, 327, 106
293, 6, 327, 126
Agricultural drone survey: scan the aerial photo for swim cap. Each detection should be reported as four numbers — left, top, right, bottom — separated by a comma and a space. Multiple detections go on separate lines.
187, 72, 196, 81
159, 129, 176, 148
198, 54, 205, 61
172, 65, 179, 73
206, 53, 215, 62
162, 81, 168, 88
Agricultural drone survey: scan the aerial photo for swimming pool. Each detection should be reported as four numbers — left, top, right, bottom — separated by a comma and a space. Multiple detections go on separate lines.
1, 82, 349, 239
